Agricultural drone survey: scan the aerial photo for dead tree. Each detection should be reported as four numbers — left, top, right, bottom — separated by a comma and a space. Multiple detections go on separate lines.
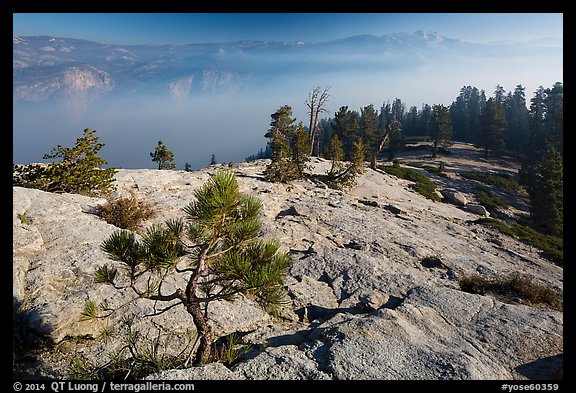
306, 86, 330, 156
370, 132, 389, 169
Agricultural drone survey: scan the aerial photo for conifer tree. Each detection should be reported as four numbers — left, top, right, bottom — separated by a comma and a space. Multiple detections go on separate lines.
291, 123, 311, 178
331, 106, 359, 159
429, 104, 453, 158
264, 105, 299, 183
477, 98, 507, 158
86, 172, 291, 364
13, 128, 116, 196
150, 141, 176, 170
325, 135, 345, 177
323, 138, 365, 190
360, 104, 378, 158
526, 146, 563, 236
504, 85, 529, 152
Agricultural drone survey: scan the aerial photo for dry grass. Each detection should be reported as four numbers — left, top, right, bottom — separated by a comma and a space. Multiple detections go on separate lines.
96, 191, 155, 230
459, 273, 562, 311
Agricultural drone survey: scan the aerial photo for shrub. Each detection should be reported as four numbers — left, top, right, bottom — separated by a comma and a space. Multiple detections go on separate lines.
458, 274, 488, 295
472, 187, 508, 211
320, 139, 365, 191
460, 171, 520, 190
96, 191, 155, 230
475, 218, 563, 266
68, 316, 196, 380
17, 212, 31, 225
379, 164, 441, 202
13, 128, 117, 197
458, 272, 562, 311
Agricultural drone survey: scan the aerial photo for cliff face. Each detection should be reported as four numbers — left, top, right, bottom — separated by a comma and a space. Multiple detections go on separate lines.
13, 146, 563, 380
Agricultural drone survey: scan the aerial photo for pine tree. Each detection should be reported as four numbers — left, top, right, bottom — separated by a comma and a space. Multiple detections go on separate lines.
450, 86, 486, 143
520, 83, 564, 237
544, 82, 563, 155
386, 117, 404, 161
403, 106, 419, 136
429, 104, 453, 158
360, 104, 378, 159
150, 141, 176, 170
323, 138, 365, 190
494, 84, 506, 106
13, 128, 117, 196
88, 172, 291, 364
504, 85, 529, 152
264, 105, 299, 183
418, 103, 432, 135
325, 135, 345, 177
477, 98, 507, 158
527, 146, 563, 236
291, 123, 311, 178
331, 106, 359, 159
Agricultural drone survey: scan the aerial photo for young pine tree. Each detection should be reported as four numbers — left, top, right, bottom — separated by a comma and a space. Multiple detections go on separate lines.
13, 128, 117, 196
150, 141, 176, 170
323, 138, 366, 190
86, 172, 291, 364
325, 135, 346, 178
264, 105, 299, 183
291, 123, 311, 178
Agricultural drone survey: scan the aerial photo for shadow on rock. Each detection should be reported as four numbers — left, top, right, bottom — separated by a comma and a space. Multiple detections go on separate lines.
516, 354, 563, 380
13, 297, 56, 379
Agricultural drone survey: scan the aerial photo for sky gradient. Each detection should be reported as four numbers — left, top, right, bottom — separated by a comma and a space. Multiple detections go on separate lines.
13, 13, 563, 45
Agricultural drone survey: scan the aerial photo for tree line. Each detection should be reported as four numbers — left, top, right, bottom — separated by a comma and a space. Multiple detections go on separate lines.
311, 82, 562, 160
260, 82, 562, 236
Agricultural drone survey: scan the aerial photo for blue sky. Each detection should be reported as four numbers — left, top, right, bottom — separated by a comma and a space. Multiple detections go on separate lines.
13, 13, 563, 45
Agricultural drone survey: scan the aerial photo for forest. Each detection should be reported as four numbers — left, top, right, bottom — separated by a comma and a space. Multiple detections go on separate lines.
249, 82, 563, 238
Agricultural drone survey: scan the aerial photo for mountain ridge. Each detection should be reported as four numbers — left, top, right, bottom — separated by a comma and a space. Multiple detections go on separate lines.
14, 31, 560, 103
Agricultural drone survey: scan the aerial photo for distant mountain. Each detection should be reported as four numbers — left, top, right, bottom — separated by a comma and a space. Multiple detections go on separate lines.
13, 32, 561, 104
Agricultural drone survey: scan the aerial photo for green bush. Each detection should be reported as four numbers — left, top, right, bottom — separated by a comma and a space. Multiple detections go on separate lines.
460, 171, 520, 190
379, 164, 441, 202
13, 128, 117, 197
472, 187, 508, 210
475, 218, 563, 266
320, 138, 365, 191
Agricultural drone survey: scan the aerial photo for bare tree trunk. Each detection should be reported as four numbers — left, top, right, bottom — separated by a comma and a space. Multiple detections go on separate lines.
187, 300, 213, 364
183, 247, 214, 364
306, 86, 330, 157
370, 132, 389, 169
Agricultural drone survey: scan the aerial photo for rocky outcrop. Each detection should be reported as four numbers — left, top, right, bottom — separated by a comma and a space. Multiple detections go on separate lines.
466, 203, 490, 217
440, 188, 468, 206
440, 188, 491, 217
13, 157, 563, 380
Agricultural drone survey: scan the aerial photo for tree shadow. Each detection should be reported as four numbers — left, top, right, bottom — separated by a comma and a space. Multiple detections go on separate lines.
13, 297, 56, 379
515, 354, 563, 380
